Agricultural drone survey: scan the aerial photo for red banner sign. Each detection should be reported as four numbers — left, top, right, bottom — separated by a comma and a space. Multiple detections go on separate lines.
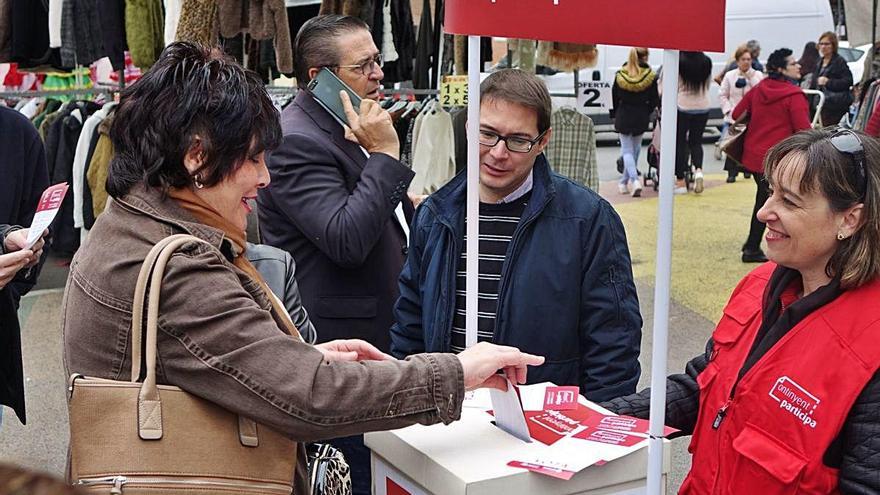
445, 0, 726, 53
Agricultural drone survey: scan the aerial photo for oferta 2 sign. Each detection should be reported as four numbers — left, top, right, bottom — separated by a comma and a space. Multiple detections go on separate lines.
445, 0, 726, 52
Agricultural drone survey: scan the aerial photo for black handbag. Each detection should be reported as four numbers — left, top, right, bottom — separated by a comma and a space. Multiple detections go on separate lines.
306, 443, 352, 495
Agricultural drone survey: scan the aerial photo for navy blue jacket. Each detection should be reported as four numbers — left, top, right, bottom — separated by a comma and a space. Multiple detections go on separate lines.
391, 156, 642, 402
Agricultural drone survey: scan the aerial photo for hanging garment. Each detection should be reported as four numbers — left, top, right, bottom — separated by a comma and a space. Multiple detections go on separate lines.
0, 0, 10, 62
81, 120, 101, 229
49, 0, 63, 48
86, 116, 113, 219
164, 0, 183, 45
73, 102, 115, 240
450, 106, 466, 173
8, 0, 52, 67
60, 0, 108, 69
412, 0, 432, 89
45, 100, 101, 254
319, 0, 374, 23
247, 0, 293, 74
175, 0, 216, 47
370, 0, 414, 83
545, 107, 599, 191
537, 42, 598, 72
126, 0, 164, 68
410, 105, 455, 194
100, 0, 127, 71
380, 0, 399, 63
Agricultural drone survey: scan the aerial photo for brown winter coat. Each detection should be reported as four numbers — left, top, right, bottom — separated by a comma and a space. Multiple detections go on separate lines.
61, 183, 465, 492
215, 0, 292, 73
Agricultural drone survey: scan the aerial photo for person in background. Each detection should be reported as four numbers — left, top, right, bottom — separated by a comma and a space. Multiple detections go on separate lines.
714, 39, 765, 86
605, 128, 880, 494
61, 42, 544, 495
256, 16, 416, 491
718, 44, 763, 183
611, 47, 659, 198
673, 51, 712, 194
732, 48, 811, 263
865, 100, 880, 137
798, 41, 820, 88
0, 226, 45, 428
0, 102, 50, 428
810, 31, 854, 126
391, 69, 643, 403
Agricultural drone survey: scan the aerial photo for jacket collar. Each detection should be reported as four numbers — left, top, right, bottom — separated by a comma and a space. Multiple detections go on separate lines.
293, 89, 369, 169
427, 153, 556, 226
115, 183, 228, 251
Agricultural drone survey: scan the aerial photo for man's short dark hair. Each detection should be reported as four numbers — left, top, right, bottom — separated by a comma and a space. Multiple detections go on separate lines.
293, 15, 370, 89
107, 42, 281, 198
480, 69, 552, 134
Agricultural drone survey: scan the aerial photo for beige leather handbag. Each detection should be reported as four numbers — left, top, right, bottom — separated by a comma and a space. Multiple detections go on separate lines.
67, 234, 297, 494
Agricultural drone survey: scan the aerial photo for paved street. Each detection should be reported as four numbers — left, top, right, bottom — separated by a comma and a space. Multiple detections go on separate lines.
0, 141, 764, 492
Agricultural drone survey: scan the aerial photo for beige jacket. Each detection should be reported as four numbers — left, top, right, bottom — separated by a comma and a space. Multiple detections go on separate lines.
62, 183, 464, 491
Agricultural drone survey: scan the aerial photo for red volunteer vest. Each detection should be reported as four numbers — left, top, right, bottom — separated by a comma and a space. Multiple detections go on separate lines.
681, 263, 880, 495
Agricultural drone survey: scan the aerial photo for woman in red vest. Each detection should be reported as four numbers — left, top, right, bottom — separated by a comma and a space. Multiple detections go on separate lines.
604, 128, 880, 494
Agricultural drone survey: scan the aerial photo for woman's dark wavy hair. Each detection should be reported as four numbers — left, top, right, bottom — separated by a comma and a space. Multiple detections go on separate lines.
678, 51, 711, 94
107, 42, 281, 198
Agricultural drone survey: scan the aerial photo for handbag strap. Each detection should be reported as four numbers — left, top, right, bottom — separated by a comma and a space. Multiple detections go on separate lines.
130, 234, 261, 446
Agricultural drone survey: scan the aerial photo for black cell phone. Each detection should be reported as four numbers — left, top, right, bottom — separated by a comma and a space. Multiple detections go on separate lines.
307, 67, 363, 127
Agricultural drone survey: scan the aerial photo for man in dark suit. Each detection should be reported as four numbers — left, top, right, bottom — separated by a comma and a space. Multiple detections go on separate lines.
257, 15, 414, 494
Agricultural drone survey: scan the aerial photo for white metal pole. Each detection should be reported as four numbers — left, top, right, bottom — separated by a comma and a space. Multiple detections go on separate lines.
465, 36, 481, 348
647, 49, 680, 494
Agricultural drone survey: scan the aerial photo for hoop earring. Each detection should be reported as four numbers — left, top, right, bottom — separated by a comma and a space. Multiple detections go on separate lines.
837, 232, 846, 241
193, 174, 205, 189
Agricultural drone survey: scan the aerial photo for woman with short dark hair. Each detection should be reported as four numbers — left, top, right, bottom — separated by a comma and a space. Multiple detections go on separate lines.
732, 48, 811, 263
605, 128, 880, 493
61, 42, 543, 493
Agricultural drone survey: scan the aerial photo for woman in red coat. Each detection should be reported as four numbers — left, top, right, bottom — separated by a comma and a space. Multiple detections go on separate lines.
732, 48, 811, 263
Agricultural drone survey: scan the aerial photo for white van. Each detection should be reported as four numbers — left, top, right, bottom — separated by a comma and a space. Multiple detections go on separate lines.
541, 0, 834, 134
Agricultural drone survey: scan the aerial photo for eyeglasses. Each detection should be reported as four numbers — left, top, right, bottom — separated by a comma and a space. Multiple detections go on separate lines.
817, 42, 833, 47
478, 129, 548, 153
830, 128, 868, 199
334, 54, 384, 76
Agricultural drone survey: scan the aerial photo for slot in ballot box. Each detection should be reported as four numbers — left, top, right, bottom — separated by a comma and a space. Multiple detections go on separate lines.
366, 401, 671, 495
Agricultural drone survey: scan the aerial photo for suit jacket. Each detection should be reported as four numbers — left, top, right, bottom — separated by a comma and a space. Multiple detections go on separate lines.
258, 90, 414, 352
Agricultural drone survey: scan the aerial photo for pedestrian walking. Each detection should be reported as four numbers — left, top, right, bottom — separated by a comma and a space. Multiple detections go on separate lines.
611, 47, 659, 197
732, 48, 811, 263
671, 51, 712, 194
718, 44, 763, 182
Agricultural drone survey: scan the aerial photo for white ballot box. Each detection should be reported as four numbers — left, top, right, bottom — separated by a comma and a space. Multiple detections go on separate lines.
366, 384, 671, 495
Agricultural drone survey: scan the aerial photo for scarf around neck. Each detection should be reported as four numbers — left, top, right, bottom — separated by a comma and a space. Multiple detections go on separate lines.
167, 186, 301, 340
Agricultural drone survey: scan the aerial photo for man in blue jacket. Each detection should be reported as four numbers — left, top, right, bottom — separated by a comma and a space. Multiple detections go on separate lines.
391, 69, 642, 402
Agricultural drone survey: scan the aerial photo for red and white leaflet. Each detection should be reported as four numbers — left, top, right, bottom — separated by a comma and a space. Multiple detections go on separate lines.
27, 183, 69, 249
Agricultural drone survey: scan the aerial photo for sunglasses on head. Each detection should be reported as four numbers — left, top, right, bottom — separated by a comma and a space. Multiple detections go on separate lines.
829, 128, 868, 200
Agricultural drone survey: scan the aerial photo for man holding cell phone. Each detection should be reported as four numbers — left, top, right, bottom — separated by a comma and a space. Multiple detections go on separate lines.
257, 15, 415, 494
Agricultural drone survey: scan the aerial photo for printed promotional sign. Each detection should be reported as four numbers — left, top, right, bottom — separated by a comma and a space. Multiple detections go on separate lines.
507, 460, 576, 481
577, 81, 613, 113
27, 183, 69, 249
440, 75, 468, 107
445, 0, 725, 52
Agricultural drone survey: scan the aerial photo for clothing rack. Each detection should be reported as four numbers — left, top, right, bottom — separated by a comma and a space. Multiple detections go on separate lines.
0, 87, 117, 99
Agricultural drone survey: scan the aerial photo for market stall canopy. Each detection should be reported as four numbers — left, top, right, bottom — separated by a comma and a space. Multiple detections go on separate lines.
444, 0, 725, 52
